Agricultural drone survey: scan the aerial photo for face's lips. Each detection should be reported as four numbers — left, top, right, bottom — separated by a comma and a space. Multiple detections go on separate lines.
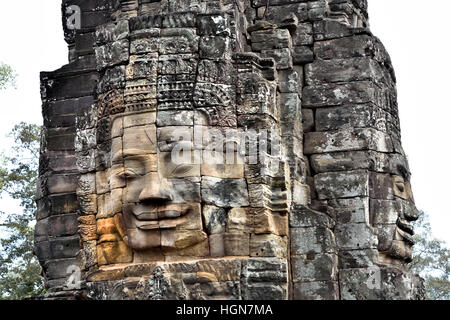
397, 218, 414, 235
137, 221, 159, 230
397, 226, 415, 245
132, 206, 190, 230
158, 210, 182, 219
135, 211, 158, 221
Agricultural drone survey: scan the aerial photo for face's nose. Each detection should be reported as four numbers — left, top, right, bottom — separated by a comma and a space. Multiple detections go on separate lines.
139, 172, 173, 203
403, 204, 420, 222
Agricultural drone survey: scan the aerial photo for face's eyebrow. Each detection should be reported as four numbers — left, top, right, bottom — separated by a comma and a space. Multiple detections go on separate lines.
123, 151, 155, 159
112, 150, 153, 163
111, 150, 123, 163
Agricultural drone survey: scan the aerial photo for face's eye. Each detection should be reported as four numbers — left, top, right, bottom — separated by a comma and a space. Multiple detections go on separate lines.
117, 169, 140, 180
170, 164, 195, 176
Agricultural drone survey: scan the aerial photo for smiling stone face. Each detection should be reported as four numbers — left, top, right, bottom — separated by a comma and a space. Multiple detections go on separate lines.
108, 112, 205, 253
82, 12, 292, 265
372, 174, 419, 263
38, 0, 425, 300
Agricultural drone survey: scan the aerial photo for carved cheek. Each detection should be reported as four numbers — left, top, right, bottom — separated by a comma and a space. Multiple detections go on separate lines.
377, 225, 397, 251
123, 175, 145, 203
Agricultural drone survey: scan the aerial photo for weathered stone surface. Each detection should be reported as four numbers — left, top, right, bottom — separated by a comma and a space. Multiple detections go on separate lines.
314, 170, 370, 200
305, 129, 394, 154
293, 281, 339, 300
334, 223, 378, 250
251, 29, 292, 51
291, 227, 337, 255
305, 58, 382, 85
37, 0, 422, 301
290, 205, 334, 229
250, 234, 287, 258
293, 46, 314, 64
339, 266, 424, 300
292, 253, 338, 282
338, 249, 378, 269
314, 35, 376, 60
303, 81, 379, 108
201, 177, 249, 208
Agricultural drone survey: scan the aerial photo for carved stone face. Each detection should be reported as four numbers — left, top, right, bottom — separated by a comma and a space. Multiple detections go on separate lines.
373, 175, 419, 263
109, 112, 205, 252
77, 7, 294, 266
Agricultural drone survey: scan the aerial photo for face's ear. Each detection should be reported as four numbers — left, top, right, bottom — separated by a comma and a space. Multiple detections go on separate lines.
114, 213, 129, 245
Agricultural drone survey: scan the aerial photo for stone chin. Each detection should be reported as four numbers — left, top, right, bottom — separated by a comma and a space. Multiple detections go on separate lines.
380, 225, 415, 264
122, 202, 203, 251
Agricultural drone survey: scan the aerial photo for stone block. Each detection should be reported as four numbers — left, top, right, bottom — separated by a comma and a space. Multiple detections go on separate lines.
339, 266, 423, 300
227, 207, 250, 233
302, 108, 314, 132
44, 258, 79, 280
199, 36, 232, 60
334, 223, 378, 250
42, 72, 99, 100
328, 197, 370, 224
293, 281, 339, 300
50, 236, 81, 259
338, 249, 378, 269
305, 57, 382, 85
97, 240, 133, 266
47, 174, 78, 194
292, 23, 313, 46
36, 198, 51, 221
314, 170, 369, 200
201, 177, 249, 208
49, 193, 79, 215
314, 35, 375, 60
290, 205, 334, 228
202, 205, 227, 234
200, 150, 245, 179
157, 110, 194, 127
126, 53, 158, 81
313, 20, 354, 41
159, 29, 199, 55
370, 199, 400, 225
290, 227, 336, 255
303, 81, 378, 108
250, 234, 287, 258
35, 241, 51, 262
78, 215, 98, 242
278, 69, 301, 93
246, 284, 287, 300
35, 218, 49, 243
251, 29, 292, 51
261, 48, 293, 70
197, 14, 229, 36
292, 46, 314, 64
369, 172, 395, 200
311, 151, 373, 173
315, 104, 385, 132
224, 232, 249, 256
209, 234, 225, 257
95, 20, 129, 45
305, 128, 394, 155
291, 253, 338, 282
95, 39, 129, 70
250, 208, 288, 236
48, 213, 79, 237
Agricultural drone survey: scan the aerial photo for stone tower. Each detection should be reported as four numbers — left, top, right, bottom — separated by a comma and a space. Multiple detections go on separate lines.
35, 0, 424, 300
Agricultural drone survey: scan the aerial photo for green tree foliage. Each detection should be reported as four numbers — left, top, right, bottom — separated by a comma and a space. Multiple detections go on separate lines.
411, 212, 450, 300
0, 62, 16, 90
0, 122, 45, 299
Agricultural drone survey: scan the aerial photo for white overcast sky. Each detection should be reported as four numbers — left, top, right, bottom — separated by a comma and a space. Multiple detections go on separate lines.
0, 1, 449, 243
